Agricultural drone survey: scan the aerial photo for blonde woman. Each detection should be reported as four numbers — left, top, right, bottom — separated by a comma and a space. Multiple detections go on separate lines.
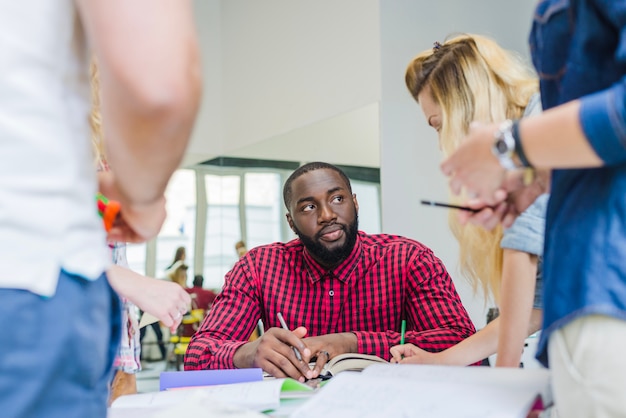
390, 34, 547, 367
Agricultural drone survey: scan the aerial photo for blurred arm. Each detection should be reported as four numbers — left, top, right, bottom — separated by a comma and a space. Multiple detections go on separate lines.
76, 0, 202, 206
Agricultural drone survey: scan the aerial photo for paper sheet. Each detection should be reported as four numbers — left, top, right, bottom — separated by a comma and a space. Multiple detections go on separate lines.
139, 312, 160, 328
110, 378, 307, 413
108, 392, 266, 418
291, 364, 551, 418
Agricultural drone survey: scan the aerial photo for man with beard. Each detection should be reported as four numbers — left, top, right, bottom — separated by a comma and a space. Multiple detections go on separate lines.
185, 162, 475, 381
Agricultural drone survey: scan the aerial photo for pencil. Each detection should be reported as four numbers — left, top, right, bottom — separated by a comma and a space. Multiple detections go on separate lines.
277, 312, 303, 361
420, 200, 481, 213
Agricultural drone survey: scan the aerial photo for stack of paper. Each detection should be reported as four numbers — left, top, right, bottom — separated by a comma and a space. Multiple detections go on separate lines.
291, 363, 552, 418
108, 378, 314, 417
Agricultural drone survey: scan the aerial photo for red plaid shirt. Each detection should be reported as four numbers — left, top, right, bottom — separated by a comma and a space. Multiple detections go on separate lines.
185, 232, 475, 370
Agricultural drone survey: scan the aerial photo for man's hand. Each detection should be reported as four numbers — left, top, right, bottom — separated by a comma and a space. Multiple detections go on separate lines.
457, 169, 550, 230
301, 333, 358, 378
233, 327, 313, 382
441, 122, 507, 205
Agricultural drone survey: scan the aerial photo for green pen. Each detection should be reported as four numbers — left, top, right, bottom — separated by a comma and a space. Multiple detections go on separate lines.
400, 319, 407, 359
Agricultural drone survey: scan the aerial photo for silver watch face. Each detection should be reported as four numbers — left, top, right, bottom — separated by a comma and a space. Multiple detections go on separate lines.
494, 138, 510, 155
492, 121, 517, 170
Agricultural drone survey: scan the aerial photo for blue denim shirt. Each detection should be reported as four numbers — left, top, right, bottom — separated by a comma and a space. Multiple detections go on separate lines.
530, 0, 626, 366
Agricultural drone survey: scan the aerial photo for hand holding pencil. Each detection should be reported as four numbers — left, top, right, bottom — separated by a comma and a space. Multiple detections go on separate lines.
277, 312, 303, 361
231, 316, 312, 382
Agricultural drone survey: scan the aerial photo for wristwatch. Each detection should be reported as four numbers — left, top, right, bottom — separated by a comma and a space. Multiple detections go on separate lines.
491, 120, 520, 170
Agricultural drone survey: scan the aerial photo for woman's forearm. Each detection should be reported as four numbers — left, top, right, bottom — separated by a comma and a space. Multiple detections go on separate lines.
495, 249, 538, 367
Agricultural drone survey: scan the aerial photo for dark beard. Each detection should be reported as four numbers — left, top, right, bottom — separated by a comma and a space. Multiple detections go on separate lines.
294, 214, 359, 268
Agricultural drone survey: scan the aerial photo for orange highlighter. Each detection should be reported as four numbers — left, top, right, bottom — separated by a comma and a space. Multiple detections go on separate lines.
96, 192, 121, 232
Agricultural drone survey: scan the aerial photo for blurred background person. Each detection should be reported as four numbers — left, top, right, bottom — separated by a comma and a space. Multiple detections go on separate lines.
166, 260, 189, 288
235, 240, 247, 259
186, 274, 217, 312
166, 246, 187, 270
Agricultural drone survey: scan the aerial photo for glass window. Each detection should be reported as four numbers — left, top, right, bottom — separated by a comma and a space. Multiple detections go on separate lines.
156, 169, 196, 284
245, 172, 283, 249
204, 174, 241, 289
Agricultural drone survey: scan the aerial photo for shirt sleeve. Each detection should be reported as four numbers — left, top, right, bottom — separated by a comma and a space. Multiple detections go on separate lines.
184, 260, 260, 370
353, 248, 476, 360
579, 2, 626, 165
501, 194, 548, 256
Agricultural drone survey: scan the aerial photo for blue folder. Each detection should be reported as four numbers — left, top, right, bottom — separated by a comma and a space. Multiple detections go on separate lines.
159, 368, 264, 391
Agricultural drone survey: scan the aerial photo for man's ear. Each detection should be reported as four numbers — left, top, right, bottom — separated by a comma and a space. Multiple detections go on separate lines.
286, 213, 296, 233
352, 193, 359, 213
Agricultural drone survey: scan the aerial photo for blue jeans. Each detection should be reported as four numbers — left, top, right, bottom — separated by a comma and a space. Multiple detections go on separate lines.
0, 270, 121, 418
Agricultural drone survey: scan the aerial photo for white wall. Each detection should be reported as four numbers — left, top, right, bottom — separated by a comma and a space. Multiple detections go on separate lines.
185, 0, 223, 167
379, 0, 537, 327
220, 0, 381, 167
187, 0, 381, 168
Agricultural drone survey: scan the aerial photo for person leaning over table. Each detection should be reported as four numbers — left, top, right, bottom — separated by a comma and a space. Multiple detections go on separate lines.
185, 162, 476, 382
390, 34, 547, 368
440, 2, 626, 416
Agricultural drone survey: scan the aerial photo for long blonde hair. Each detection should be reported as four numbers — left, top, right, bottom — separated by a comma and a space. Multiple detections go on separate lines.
89, 58, 106, 168
406, 34, 538, 303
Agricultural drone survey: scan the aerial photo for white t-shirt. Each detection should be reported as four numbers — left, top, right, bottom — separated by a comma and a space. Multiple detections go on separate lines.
0, 1, 109, 296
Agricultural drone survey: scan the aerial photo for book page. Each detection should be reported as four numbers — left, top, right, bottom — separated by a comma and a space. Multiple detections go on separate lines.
291, 365, 551, 418
325, 353, 388, 375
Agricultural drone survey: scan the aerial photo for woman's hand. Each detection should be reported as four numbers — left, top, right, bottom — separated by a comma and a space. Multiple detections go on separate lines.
390, 343, 443, 364
107, 265, 191, 332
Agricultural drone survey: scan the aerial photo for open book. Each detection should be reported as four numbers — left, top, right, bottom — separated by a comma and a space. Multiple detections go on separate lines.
321, 352, 388, 376
108, 378, 314, 418
293, 363, 552, 418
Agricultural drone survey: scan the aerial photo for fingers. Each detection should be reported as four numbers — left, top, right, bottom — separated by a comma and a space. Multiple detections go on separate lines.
502, 206, 520, 228
254, 328, 313, 381
106, 199, 167, 243
308, 349, 330, 378
291, 326, 311, 358
390, 343, 417, 362
458, 201, 509, 230
441, 123, 510, 205
389, 346, 405, 363
262, 348, 310, 381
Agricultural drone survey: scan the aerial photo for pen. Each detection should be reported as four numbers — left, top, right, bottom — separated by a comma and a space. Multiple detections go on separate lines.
277, 312, 303, 361
420, 200, 481, 213
400, 319, 406, 359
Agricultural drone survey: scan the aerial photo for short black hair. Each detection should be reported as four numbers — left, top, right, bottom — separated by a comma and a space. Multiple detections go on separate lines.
282, 162, 352, 209
193, 274, 204, 287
